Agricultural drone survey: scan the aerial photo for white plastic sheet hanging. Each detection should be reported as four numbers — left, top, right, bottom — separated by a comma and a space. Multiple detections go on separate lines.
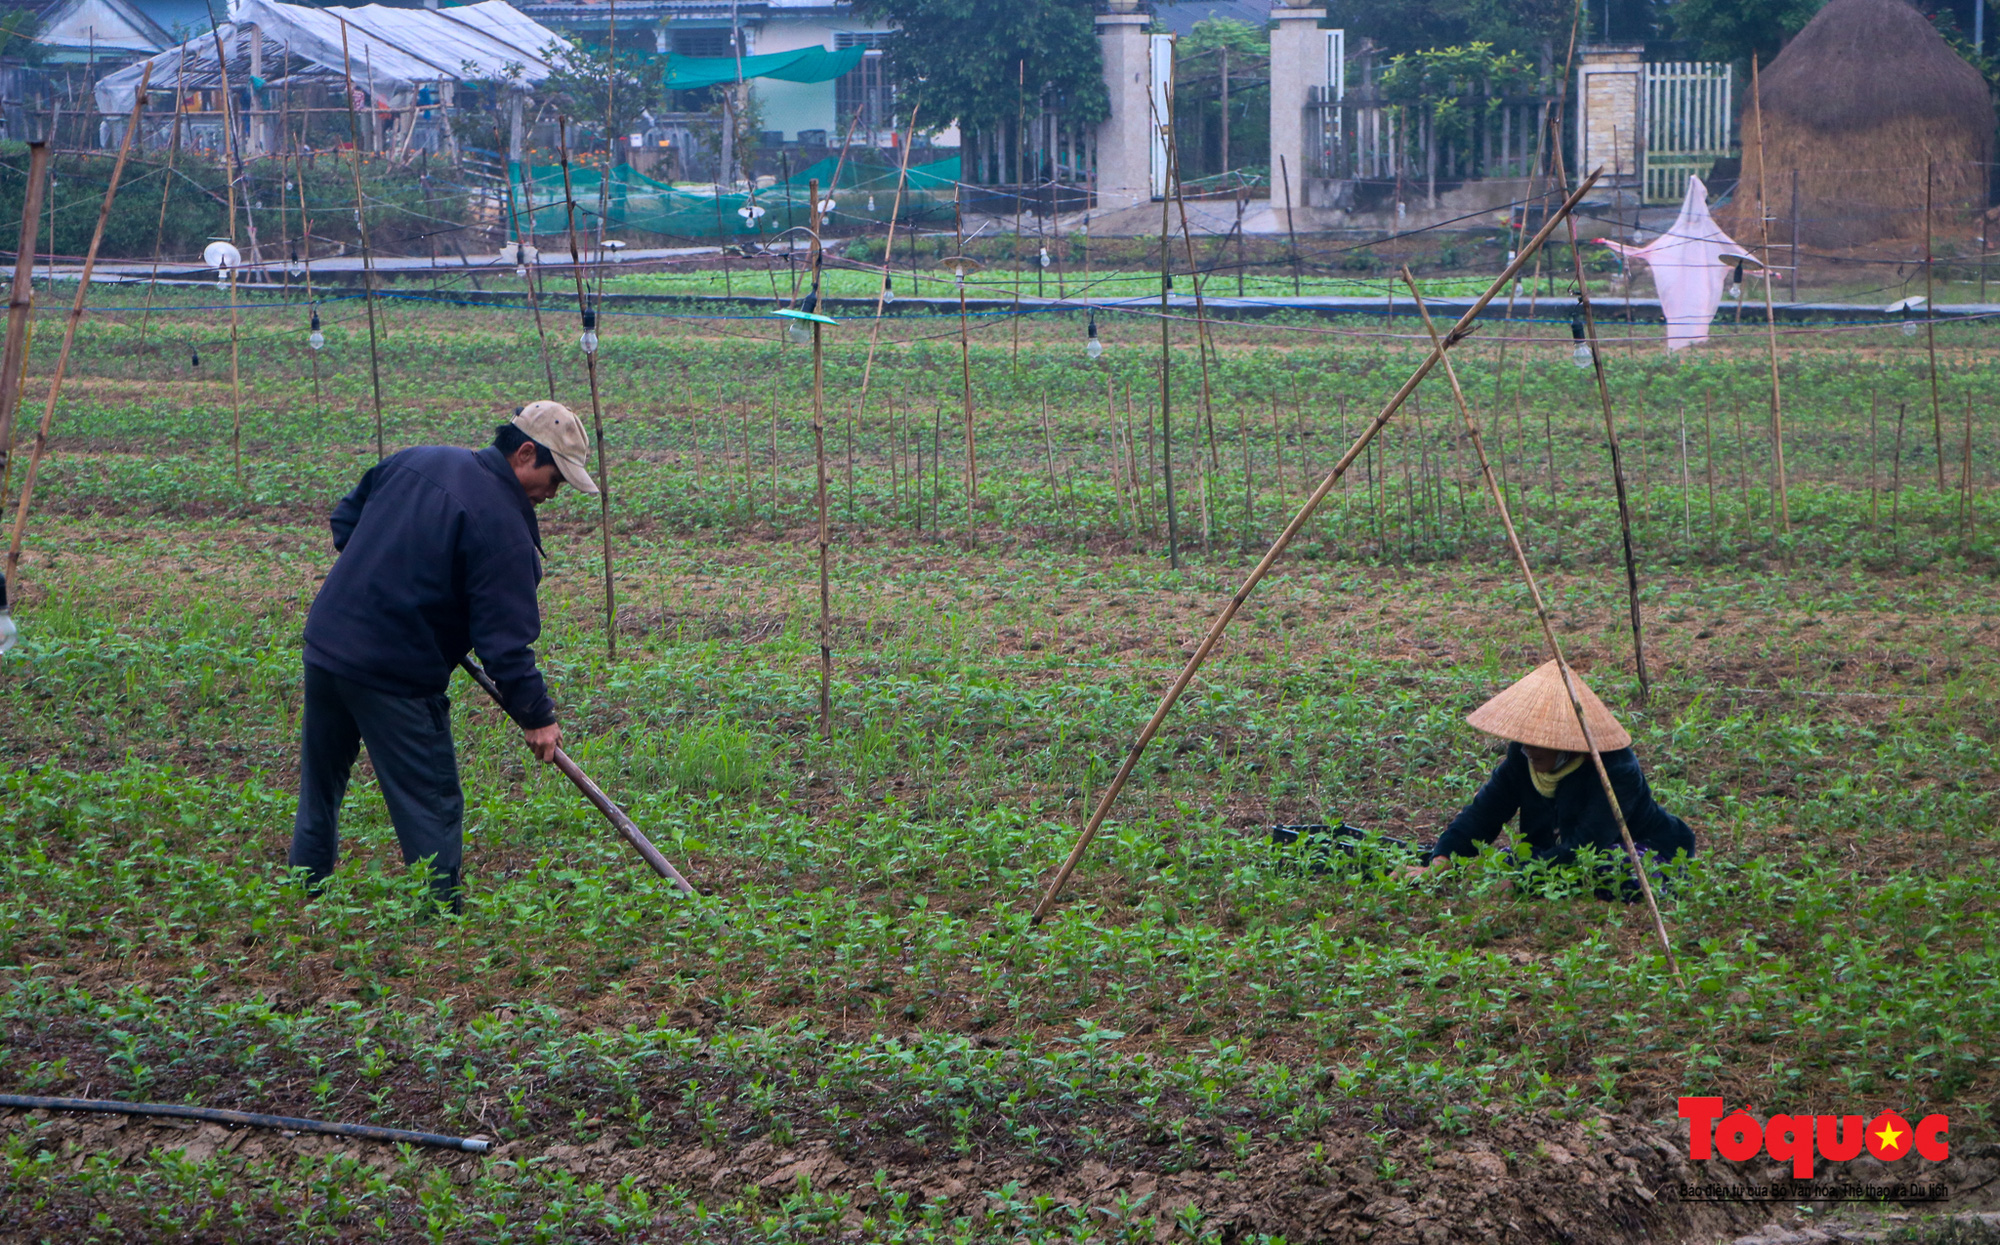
1596, 175, 1750, 352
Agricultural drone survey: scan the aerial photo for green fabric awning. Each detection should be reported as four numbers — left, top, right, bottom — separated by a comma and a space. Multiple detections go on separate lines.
664, 45, 866, 90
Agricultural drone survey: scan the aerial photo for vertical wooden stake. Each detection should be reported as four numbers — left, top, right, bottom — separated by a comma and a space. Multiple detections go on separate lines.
556, 116, 618, 661
1891, 402, 1907, 548
1962, 390, 1975, 551
6, 68, 150, 589
1868, 393, 1879, 531
0, 142, 51, 503
337, 20, 388, 459
807, 178, 833, 740
137, 56, 187, 354
1703, 394, 1717, 537
1924, 160, 1945, 491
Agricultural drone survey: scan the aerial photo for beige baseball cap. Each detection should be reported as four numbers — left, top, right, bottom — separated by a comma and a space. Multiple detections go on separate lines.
512, 401, 600, 496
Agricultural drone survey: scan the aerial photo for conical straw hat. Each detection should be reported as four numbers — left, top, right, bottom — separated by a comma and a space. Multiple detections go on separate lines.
1466, 660, 1631, 752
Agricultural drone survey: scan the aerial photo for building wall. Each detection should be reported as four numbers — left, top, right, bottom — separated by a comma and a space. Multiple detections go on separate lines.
749, 17, 889, 141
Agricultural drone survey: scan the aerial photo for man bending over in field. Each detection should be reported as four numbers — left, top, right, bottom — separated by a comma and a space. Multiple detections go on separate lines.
1401, 661, 1695, 898
290, 403, 598, 911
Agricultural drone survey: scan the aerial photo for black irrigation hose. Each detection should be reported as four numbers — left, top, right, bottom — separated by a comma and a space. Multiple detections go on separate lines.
0, 1094, 492, 1153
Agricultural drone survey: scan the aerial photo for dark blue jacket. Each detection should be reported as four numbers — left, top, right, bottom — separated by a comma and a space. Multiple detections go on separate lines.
1431, 742, 1694, 865
304, 446, 556, 727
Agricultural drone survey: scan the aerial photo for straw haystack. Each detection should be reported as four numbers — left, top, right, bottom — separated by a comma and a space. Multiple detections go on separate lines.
1729, 0, 1992, 248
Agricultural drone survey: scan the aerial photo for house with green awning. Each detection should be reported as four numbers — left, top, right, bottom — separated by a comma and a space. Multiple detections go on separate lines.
513, 0, 903, 149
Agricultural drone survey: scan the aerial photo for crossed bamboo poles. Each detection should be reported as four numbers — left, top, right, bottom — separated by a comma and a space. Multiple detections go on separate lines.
1029, 171, 1623, 930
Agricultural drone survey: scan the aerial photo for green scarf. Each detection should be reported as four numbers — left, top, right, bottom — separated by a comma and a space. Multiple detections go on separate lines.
1529, 752, 1585, 799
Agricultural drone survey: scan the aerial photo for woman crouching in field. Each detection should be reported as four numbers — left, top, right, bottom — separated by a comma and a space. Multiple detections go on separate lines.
1402, 661, 1695, 897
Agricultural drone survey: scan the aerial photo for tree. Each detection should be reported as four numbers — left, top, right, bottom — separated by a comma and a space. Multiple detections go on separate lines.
1329, 0, 1579, 59
1669, 0, 1825, 64
850, 0, 1109, 140
537, 36, 664, 161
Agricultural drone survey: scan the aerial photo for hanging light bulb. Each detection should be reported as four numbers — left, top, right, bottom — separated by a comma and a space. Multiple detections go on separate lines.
788, 290, 818, 344
579, 307, 599, 354
881, 276, 896, 305
1039, 246, 1050, 269
1570, 308, 1593, 370
1888, 295, 1926, 337
1730, 259, 1745, 300
867, 194, 877, 212
190, 346, 201, 369
308, 308, 324, 352
1085, 309, 1102, 361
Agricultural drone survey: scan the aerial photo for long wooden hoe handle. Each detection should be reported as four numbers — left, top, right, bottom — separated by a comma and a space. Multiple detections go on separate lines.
457, 658, 697, 897
1027, 169, 1604, 927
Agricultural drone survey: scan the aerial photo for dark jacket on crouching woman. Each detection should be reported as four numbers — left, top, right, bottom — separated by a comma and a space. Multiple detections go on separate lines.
1429, 742, 1695, 870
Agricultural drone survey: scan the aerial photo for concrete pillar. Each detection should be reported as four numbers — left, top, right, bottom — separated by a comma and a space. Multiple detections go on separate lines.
1268, 5, 1328, 212
1093, 10, 1152, 211
1575, 44, 1645, 204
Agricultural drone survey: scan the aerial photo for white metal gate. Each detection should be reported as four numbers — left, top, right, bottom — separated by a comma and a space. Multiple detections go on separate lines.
1643, 62, 1733, 204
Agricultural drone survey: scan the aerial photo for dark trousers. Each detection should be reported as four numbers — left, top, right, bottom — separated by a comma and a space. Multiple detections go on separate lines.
290, 663, 463, 904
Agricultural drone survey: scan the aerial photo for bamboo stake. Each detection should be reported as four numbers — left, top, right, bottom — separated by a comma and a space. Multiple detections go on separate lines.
1164, 85, 1220, 480
556, 116, 618, 660
1865, 393, 1878, 530
741, 398, 754, 517
1402, 267, 1683, 988
1703, 394, 1717, 537
807, 177, 833, 740
1749, 58, 1788, 534
1029, 170, 1601, 925
1560, 223, 1650, 701
1158, 113, 1180, 569
503, 149, 556, 401
1891, 402, 1906, 547
1924, 160, 1945, 491
852, 103, 923, 452
136, 54, 186, 354
0, 142, 51, 505
1734, 402, 1750, 525
1040, 393, 1063, 537
5, 67, 150, 590
336, 19, 388, 459
293, 154, 322, 416
1961, 390, 1975, 550
954, 256, 976, 523
1678, 406, 1691, 543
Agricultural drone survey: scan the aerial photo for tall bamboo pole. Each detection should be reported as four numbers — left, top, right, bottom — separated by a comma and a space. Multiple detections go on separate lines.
206, 23, 247, 483
807, 177, 833, 740
1029, 170, 1600, 925
504, 149, 556, 401
557, 117, 619, 660
1924, 160, 1945, 491
850, 103, 922, 443
1156, 41, 1180, 568
293, 152, 323, 416
1163, 76, 1219, 480
0, 142, 51, 507
1402, 268, 1682, 987
1749, 57, 1788, 533
5, 67, 151, 590
337, 19, 388, 459
136, 53, 187, 354
1548, 161, 1649, 697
